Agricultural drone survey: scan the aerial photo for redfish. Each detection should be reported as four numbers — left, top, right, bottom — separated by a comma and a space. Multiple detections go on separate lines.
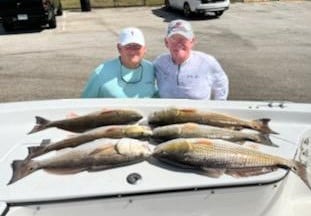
152, 123, 276, 147
26, 125, 153, 160
148, 108, 277, 134
28, 109, 143, 134
153, 138, 310, 189
8, 138, 152, 185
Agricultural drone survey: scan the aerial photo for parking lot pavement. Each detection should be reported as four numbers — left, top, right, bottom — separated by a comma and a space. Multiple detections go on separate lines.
0, 1, 311, 103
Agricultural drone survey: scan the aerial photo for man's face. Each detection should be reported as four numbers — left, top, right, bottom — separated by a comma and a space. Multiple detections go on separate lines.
165, 34, 194, 65
118, 43, 146, 68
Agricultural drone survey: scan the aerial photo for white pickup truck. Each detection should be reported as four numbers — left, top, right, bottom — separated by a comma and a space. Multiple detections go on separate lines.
0, 99, 310, 216
165, 0, 230, 18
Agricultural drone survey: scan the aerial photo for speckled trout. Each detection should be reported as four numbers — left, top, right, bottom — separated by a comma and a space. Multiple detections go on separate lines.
153, 138, 310, 189
8, 138, 152, 185
26, 125, 153, 160
148, 108, 277, 134
28, 109, 143, 134
152, 123, 276, 146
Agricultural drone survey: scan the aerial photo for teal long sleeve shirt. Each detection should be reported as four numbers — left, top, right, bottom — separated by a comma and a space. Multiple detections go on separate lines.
81, 58, 157, 98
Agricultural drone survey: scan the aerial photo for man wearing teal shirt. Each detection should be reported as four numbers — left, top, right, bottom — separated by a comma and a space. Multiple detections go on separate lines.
81, 27, 157, 98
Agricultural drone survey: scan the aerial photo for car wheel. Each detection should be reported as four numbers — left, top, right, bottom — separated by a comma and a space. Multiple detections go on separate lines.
183, 3, 192, 18
56, 1, 63, 16
164, 0, 171, 10
48, 10, 57, 28
214, 11, 224, 17
2, 21, 14, 32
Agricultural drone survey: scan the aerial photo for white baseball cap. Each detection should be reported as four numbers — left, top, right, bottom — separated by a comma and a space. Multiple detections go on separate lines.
118, 27, 145, 46
166, 19, 194, 40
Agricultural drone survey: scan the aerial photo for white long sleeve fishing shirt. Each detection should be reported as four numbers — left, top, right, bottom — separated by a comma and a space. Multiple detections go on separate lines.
154, 51, 229, 100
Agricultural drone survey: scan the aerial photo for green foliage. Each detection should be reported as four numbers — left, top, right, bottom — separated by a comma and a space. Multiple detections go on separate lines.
62, 0, 164, 9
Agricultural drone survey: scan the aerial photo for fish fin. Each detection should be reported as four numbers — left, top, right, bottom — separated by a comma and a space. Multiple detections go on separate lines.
291, 161, 311, 190
104, 127, 121, 137
99, 109, 115, 115
192, 139, 214, 146
40, 139, 51, 146
25, 146, 45, 160
224, 126, 242, 131
225, 167, 275, 178
87, 165, 111, 172
255, 134, 278, 147
179, 108, 197, 113
234, 141, 244, 145
154, 157, 194, 170
253, 118, 278, 134
45, 168, 86, 175
28, 116, 51, 134
200, 168, 225, 178
66, 112, 79, 119
89, 144, 116, 157
183, 123, 199, 130
242, 142, 262, 150
7, 160, 37, 185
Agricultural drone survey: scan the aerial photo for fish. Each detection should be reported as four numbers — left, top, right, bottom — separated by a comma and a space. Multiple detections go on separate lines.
148, 107, 277, 134
25, 125, 153, 160
153, 138, 311, 190
152, 123, 277, 147
8, 138, 152, 185
28, 109, 143, 134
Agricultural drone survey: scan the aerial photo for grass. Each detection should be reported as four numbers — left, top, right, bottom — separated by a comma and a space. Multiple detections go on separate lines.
62, 0, 164, 9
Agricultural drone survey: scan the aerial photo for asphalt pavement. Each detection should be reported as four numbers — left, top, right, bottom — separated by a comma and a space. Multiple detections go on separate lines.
0, 1, 311, 103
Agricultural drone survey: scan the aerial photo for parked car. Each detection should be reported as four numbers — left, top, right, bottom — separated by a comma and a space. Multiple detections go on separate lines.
165, 0, 230, 18
0, 0, 63, 31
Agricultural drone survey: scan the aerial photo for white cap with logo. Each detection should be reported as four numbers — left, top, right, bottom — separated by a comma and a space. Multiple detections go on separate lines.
166, 19, 194, 40
118, 27, 145, 46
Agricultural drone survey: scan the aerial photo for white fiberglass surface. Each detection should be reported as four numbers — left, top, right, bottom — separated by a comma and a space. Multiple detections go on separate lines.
0, 99, 310, 203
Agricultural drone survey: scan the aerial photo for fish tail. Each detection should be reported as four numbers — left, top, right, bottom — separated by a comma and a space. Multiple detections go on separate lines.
253, 118, 278, 134
7, 160, 37, 185
25, 146, 45, 160
28, 116, 50, 134
291, 161, 311, 190
256, 134, 279, 147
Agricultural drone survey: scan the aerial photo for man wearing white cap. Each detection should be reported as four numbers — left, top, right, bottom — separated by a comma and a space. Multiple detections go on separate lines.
154, 19, 229, 100
81, 27, 157, 98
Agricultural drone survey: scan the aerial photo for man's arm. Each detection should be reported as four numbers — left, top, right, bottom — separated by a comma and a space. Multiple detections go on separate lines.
81, 64, 104, 98
211, 59, 229, 100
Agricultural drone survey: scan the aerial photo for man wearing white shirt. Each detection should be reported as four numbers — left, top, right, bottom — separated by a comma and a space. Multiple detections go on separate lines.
154, 19, 229, 100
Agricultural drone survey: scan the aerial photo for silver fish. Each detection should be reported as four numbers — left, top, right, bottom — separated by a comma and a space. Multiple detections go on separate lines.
153, 138, 310, 189
152, 123, 276, 147
28, 109, 143, 134
26, 125, 153, 160
8, 138, 152, 185
148, 107, 277, 134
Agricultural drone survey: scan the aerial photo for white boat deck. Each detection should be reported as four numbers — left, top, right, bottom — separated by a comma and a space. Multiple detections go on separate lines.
0, 99, 310, 216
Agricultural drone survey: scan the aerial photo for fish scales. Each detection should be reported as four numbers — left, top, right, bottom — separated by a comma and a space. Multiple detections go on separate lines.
189, 140, 290, 169
152, 123, 275, 146
199, 112, 251, 127
148, 108, 277, 134
152, 138, 311, 190
8, 138, 152, 185
39, 145, 127, 168
26, 125, 152, 160
28, 109, 143, 134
